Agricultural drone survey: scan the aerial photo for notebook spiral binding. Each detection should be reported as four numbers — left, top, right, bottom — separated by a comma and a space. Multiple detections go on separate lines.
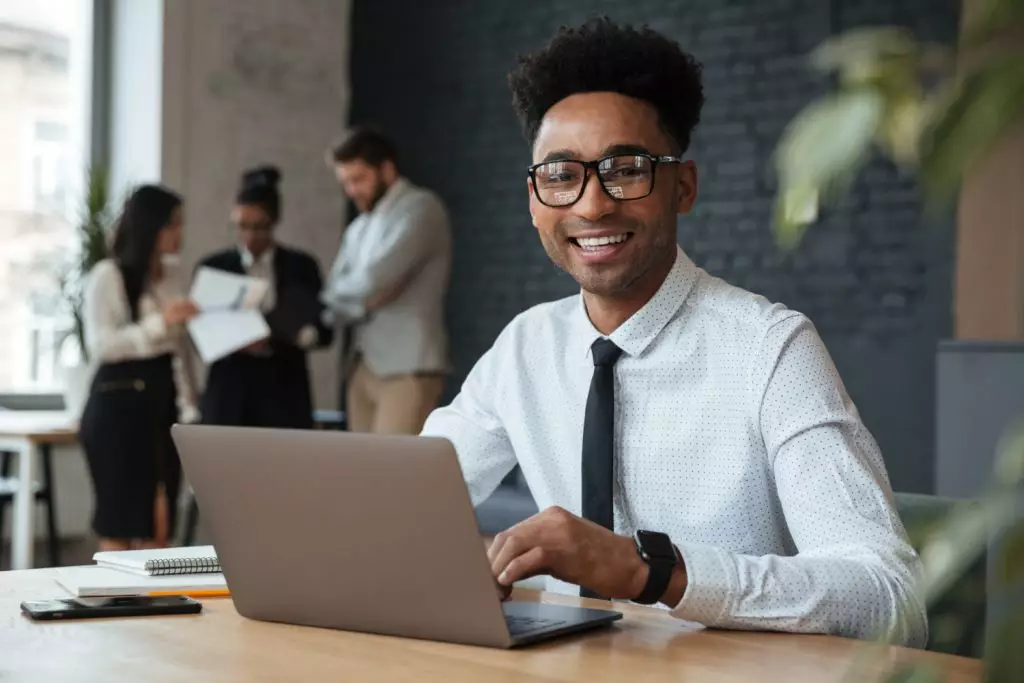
146, 556, 222, 576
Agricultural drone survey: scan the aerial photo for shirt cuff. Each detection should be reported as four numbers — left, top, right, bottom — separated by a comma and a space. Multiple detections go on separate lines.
339, 299, 367, 321
178, 403, 201, 424
320, 292, 367, 322
670, 541, 735, 626
296, 325, 318, 349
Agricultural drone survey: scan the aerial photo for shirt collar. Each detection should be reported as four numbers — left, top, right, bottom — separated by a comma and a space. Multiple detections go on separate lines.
575, 245, 699, 360
239, 244, 276, 271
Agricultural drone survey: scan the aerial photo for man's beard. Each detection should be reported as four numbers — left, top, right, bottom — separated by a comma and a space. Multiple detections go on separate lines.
542, 215, 675, 298
363, 179, 390, 213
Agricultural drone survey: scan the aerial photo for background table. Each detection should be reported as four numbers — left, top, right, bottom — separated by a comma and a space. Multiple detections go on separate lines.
0, 568, 982, 682
0, 412, 77, 570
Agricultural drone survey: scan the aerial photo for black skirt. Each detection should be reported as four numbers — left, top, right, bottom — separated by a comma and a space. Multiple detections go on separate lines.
78, 354, 181, 540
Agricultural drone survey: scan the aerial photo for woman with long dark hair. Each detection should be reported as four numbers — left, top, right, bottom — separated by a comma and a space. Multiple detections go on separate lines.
198, 166, 332, 429
79, 184, 200, 551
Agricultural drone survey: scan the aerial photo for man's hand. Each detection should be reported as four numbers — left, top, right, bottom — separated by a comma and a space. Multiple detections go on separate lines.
487, 506, 650, 601
162, 298, 199, 326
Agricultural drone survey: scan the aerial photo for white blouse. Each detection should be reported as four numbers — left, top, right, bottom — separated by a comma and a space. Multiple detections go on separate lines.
82, 258, 200, 422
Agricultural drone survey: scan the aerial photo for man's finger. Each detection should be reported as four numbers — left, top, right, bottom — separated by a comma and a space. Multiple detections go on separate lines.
490, 532, 527, 579
495, 579, 513, 602
488, 512, 540, 567
487, 532, 508, 565
498, 546, 549, 586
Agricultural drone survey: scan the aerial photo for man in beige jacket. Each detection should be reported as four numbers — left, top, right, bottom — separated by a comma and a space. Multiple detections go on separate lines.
322, 127, 452, 434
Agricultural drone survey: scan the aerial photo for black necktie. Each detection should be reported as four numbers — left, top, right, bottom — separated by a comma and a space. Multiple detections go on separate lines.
580, 338, 623, 599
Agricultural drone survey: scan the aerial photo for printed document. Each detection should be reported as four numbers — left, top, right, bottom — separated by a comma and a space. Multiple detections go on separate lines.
187, 266, 271, 363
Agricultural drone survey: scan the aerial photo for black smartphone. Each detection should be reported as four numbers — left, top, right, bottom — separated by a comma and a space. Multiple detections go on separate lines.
20, 595, 202, 621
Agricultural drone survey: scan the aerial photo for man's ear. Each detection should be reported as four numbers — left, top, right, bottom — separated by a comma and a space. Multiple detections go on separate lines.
527, 178, 538, 229
677, 160, 698, 214
381, 160, 399, 184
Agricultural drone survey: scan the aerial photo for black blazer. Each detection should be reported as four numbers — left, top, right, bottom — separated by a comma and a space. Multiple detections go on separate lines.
197, 245, 333, 429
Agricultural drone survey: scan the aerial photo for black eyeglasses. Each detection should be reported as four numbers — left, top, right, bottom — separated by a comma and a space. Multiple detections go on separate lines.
528, 153, 683, 208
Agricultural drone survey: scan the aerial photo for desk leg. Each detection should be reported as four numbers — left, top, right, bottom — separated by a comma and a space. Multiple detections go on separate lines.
11, 439, 38, 570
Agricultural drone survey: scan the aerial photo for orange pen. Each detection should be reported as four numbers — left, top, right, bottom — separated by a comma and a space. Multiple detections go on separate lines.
146, 590, 231, 599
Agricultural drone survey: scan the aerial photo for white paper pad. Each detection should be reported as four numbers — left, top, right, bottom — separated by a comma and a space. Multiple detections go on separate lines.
186, 266, 271, 364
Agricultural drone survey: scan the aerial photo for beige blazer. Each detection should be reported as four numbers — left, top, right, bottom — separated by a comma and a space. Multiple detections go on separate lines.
321, 178, 452, 378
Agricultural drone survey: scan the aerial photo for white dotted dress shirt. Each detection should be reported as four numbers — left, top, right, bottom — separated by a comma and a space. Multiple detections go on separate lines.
421, 246, 927, 647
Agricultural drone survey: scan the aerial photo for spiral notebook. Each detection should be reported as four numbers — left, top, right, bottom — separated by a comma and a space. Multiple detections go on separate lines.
92, 545, 221, 577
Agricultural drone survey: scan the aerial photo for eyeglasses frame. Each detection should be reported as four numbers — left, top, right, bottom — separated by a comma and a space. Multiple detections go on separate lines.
527, 153, 684, 208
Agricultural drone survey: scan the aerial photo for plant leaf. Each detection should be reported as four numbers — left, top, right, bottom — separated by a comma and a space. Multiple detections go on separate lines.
775, 90, 885, 184
994, 522, 1024, 588
810, 27, 918, 76
877, 95, 927, 165
61, 164, 114, 365
985, 606, 1024, 683
772, 90, 884, 246
774, 185, 819, 249
918, 492, 1016, 602
919, 57, 1024, 204
85, 165, 109, 220
993, 421, 1024, 486
982, 424, 1024, 589
962, 0, 1024, 49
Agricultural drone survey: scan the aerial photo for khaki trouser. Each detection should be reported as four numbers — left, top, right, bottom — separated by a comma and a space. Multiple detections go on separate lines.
346, 359, 446, 435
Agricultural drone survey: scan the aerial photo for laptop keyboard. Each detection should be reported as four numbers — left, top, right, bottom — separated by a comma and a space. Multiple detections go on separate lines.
505, 615, 567, 636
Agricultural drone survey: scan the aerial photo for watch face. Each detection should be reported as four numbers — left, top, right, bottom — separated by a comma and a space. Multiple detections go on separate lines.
637, 530, 676, 561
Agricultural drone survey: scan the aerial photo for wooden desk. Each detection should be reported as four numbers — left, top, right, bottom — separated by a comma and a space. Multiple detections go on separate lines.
0, 568, 981, 682
0, 412, 78, 570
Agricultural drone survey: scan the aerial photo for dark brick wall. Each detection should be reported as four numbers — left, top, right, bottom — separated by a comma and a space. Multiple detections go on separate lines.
349, 0, 960, 493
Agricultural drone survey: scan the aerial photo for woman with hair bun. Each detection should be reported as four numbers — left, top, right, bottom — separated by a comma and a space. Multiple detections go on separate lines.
197, 165, 333, 430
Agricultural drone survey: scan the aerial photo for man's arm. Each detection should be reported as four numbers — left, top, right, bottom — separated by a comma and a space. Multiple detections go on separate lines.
321, 194, 447, 319
490, 316, 927, 647
668, 316, 927, 646
420, 333, 518, 507
365, 269, 415, 312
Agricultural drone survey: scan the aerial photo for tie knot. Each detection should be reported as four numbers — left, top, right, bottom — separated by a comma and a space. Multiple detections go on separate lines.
591, 338, 623, 367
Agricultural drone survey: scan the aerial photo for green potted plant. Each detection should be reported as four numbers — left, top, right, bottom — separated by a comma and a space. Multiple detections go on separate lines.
58, 165, 113, 418
772, 3, 1024, 244
770, 0, 1023, 679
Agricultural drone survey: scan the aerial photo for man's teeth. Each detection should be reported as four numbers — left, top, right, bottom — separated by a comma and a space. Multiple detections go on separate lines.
576, 234, 628, 248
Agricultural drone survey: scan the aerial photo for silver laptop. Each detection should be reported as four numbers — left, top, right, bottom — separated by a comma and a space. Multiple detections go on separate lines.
171, 425, 622, 648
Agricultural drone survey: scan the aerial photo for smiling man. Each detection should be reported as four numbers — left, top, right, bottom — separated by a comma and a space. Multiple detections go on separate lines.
421, 18, 927, 646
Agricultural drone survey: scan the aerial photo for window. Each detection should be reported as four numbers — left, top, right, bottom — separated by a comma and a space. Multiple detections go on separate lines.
32, 120, 72, 215
0, 0, 93, 394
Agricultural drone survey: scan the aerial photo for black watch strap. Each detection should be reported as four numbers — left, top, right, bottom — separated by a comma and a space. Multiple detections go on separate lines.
634, 557, 674, 605
633, 532, 678, 605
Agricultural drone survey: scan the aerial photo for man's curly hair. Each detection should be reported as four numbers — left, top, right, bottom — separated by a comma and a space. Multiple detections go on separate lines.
508, 17, 704, 154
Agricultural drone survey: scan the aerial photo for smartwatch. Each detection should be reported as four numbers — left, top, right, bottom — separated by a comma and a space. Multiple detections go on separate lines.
632, 530, 679, 605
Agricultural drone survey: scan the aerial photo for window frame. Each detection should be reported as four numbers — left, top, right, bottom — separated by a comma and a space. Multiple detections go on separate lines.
0, 0, 112, 410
